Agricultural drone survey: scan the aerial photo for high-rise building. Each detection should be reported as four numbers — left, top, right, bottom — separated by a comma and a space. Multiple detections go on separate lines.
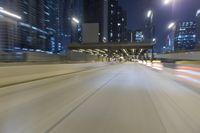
174, 21, 197, 51
134, 30, 144, 43
196, 9, 200, 48
0, 3, 19, 52
102, 0, 108, 43
17, 0, 49, 51
83, 0, 102, 23
0, 0, 56, 53
83, 0, 127, 43
44, 0, 59, 52
0, 0, 83, 54
108, 0, 118, 42
144, 10, 154, 42
83, 0, 110, 43
115, 6, 127, 42
107, 0, 127, 43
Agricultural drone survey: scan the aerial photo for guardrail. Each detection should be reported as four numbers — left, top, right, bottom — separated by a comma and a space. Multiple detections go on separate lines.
0, 52, 25, 62
155, 51, 200, 61
140, 60, 200, 89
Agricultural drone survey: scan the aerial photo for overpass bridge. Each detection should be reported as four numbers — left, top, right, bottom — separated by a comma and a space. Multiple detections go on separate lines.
68, 42, 154, 61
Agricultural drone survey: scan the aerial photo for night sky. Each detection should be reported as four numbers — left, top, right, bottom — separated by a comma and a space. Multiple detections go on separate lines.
119, 0, 200, 52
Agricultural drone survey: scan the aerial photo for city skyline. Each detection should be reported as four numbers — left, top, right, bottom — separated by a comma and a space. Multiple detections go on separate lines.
0, 0, 200, 54
119, 0, 200, 52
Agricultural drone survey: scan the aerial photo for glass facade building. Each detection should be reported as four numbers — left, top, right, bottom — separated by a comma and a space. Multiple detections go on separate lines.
174, 21, 197, 51
108, 0, 127, 43
134, 30, 144, 43
196, 9, 200, 48
0, 0, 83, 54
83, 0, 127, 43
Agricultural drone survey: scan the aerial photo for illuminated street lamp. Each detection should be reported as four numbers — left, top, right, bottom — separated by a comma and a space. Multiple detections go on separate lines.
167, 22, 176, 52
0, 7, 21, 20
168, 22, 175, 29
147, 10, 153, 18
71, 17, 81, 43
164, 0, 173, 5
72, 17, 80, 24
152, 38, 156, 44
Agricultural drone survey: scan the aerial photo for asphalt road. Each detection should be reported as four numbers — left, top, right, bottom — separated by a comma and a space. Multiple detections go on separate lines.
0, 63, 200, 133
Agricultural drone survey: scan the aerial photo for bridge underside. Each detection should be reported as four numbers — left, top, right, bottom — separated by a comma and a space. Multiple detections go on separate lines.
68, 43, 154, 61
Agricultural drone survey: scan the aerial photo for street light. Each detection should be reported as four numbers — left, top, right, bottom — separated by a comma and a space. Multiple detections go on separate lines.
0, 7, 21, 20
167, 22, 176, 52
164, 0, 173, 5
168, 22, 175, 29
147, 10, 153, 18
152, 38, 156, 44
72, 17, 80, 24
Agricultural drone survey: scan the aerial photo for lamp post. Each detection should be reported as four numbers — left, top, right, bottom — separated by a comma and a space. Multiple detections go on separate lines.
167, 22, 176, 52
146, 10, 154, 41
146, 10, 155, 61
71, 17, 80, 43
0, 7, 21, 20
72, 17, 80, 24
147, 10, 153, 21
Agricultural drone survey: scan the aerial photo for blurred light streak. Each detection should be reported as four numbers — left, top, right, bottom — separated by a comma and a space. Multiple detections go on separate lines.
0, 7, 21, 19
176, 66, 200, 85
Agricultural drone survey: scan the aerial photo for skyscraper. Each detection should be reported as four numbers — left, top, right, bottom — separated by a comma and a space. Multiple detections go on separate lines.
174, 21, 197, 51
17, 0, 49, 51
0, 4, 19, 53
0, 0, 54, 53
107, 0, 127, 43
83, 0, 107, 42
83, 0, 127, 43
0, 0, 83, 54
116, 7, 127, 42
196, 9, 200, 49
108, 0, 118, 42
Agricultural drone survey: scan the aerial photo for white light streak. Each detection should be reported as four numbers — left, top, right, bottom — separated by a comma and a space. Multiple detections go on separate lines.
0, 7, 21, 19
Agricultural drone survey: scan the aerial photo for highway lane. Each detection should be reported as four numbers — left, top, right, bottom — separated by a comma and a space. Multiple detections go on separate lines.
0, 63, 200, 133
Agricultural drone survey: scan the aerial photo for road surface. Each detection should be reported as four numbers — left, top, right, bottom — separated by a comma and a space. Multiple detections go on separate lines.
0, 63, 200, 133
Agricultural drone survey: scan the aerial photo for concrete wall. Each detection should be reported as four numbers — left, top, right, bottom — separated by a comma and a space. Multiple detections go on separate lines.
155, 51, 200, 61
82, 23, 99, 43
0, 63, 110, 88
0, 51, 105, 63
65, 51, 101, 62
140, 61, 200, 89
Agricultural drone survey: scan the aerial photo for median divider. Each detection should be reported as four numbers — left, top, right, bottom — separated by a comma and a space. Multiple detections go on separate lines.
0, 63, 110, 88
175, 62, 200, 89
139, 60, 200, 89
